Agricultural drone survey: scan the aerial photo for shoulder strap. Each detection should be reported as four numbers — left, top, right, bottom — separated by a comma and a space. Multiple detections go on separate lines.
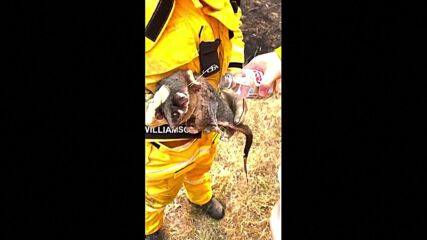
145, 0, 175, 52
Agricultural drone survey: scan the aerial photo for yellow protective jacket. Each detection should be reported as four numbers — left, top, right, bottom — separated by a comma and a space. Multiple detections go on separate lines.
275, 46, 282, 60
145, 0, 245, 142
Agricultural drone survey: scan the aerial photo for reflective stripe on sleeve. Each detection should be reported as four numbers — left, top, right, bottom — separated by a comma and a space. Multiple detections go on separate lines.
232, 45, 244, 53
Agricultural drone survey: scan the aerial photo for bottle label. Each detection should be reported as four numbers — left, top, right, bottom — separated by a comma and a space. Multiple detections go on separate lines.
244, 69, 274, 99
252, 70, 263, 86
220, 69, 274, 98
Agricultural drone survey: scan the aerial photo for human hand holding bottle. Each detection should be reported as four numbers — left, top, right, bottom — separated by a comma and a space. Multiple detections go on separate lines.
243, 48, 282, 98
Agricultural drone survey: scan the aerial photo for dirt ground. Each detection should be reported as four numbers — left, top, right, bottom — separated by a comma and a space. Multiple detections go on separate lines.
240, 0, 282, 62
164, 98, 282, 240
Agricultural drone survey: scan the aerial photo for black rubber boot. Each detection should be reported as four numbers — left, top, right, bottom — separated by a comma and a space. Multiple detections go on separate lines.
145, 229, 167, 240
189, 197, 225, 220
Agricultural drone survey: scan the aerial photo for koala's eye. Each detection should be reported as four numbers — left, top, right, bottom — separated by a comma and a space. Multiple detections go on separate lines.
172, 112, 179, 118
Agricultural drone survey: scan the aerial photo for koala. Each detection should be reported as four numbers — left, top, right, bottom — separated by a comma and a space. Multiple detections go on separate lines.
155, 70, 253, 182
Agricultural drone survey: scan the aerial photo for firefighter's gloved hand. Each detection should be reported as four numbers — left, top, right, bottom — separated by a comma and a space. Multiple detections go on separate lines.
219, 88, 247, 125
145, 87, 169, 127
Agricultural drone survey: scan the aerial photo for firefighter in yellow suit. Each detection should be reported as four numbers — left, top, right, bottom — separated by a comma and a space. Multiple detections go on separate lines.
145, 0, 247, 238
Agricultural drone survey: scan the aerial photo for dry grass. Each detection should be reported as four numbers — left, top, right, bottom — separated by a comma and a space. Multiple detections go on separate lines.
163, 95, 282, 240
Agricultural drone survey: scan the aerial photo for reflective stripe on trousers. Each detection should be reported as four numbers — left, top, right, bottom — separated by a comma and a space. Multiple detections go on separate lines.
145, 132, 219, 235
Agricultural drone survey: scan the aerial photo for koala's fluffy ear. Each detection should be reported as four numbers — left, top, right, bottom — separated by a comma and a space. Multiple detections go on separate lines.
182, 70, 201, 91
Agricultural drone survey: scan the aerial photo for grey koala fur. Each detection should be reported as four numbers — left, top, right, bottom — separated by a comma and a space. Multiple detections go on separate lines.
155, 70, 253, 182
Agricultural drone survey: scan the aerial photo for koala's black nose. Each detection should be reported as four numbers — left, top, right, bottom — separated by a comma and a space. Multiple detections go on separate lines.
173, 92, 189, 107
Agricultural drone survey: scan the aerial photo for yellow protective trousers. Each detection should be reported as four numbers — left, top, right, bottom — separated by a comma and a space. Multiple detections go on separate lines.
145, 132, 220, 235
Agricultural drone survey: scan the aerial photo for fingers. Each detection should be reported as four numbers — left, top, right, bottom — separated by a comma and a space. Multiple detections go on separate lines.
151, 85, 170, 110
244, 52, 282, 98
145, 89, 154, 101
233, 97, 247, 125
145, 98, 157, 125
258, 53, 281, 97
146, 101, 168, 126
219, 88, 247, 125
243, 55, 265, 72
145, 86, 170, 126
258, 69, 278, 97
219, 88, 235, 106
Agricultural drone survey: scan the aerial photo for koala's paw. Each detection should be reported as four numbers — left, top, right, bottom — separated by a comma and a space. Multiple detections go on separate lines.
186, 126, 200, 134
203, 126, 215, 133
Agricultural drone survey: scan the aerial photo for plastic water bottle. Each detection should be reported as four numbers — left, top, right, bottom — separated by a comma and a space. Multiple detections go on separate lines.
220, 69, 274, 99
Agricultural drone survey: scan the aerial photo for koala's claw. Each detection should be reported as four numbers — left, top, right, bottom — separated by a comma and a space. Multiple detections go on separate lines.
203, 126, 215, 133
186, 125, 200, 134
